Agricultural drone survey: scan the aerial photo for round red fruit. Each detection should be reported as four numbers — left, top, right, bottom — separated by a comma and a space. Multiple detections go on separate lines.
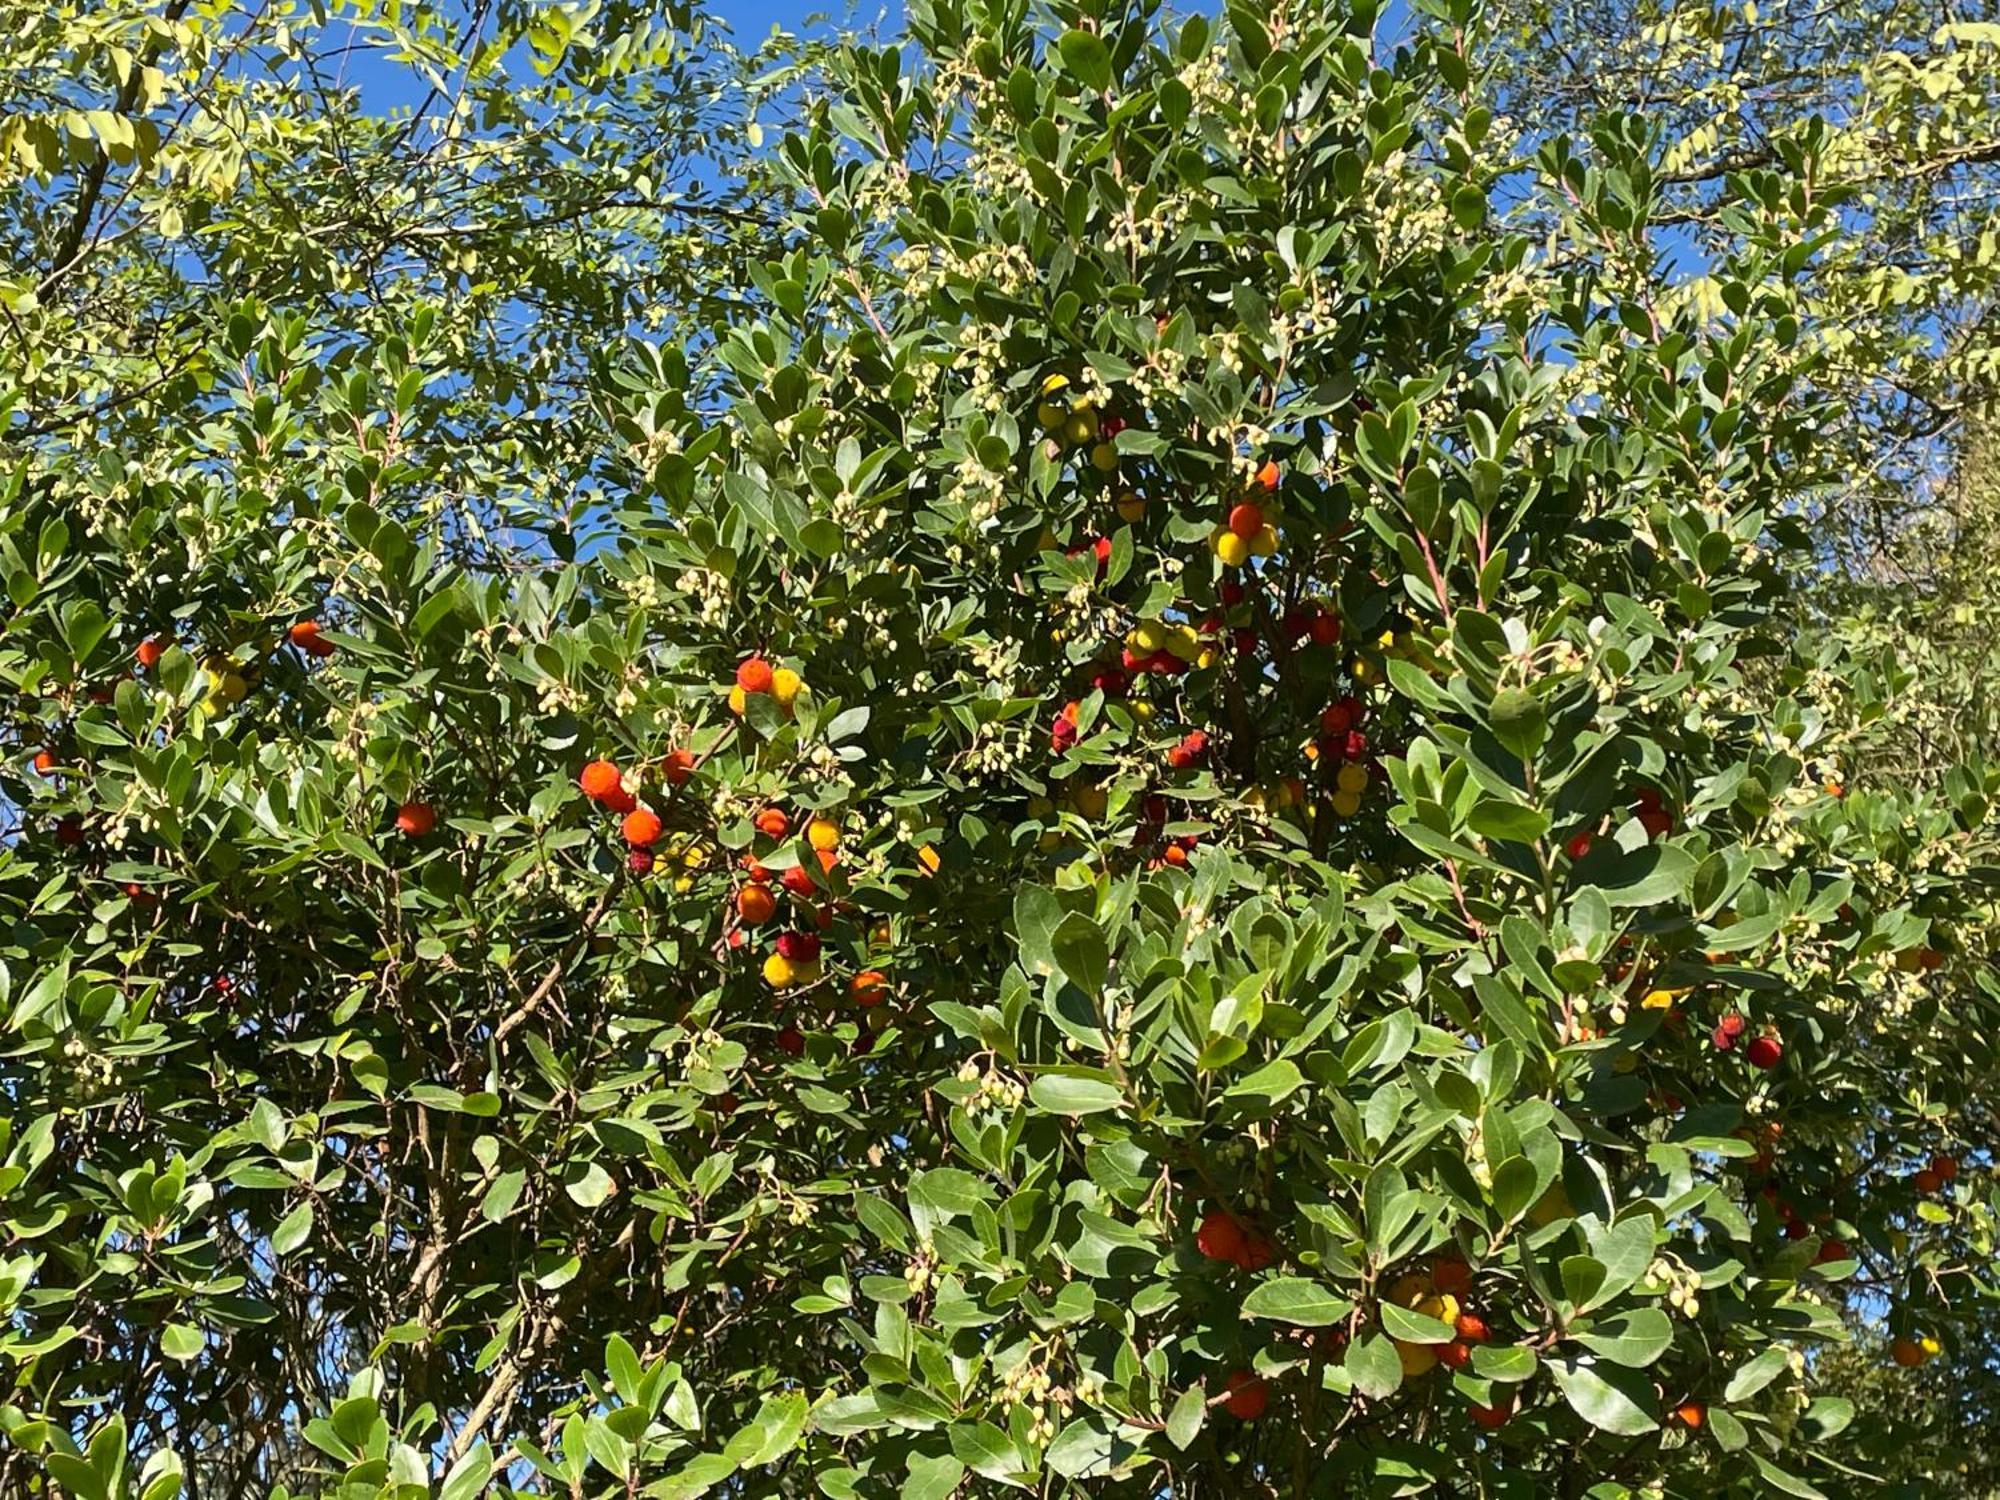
1228, 502, 1264, 539
776, 931, 821, 962
1222, 1370, 1268, 1420
1195, 1211, 1246, 1263
736, 657, 775, 694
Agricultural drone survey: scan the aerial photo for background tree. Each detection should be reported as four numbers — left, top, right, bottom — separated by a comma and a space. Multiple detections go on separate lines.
0, 2, 1995, 1499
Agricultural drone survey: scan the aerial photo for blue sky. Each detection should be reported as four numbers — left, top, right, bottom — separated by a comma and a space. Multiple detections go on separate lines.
335, 0, 907, 113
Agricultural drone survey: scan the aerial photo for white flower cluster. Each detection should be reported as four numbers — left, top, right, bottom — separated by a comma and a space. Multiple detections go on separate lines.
960, 718, 1032, 777
996, 1356, 1073, 1448
1649, 1256, 1704, 1318
625, 571, 663, 611
953, 1059, 1025, 1115
824, 599, 897, 652
675, 567, 732, 625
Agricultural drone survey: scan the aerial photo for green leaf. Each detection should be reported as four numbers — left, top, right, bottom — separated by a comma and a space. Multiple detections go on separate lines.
1043, 1416, 1124, 1478
1490, 1156, 1539, 1221
160, 1323, 204, 1362
1468, 799, 1549, 844
1470, 1344, 1537, 1382
1225, 1059, 1303, 1104
900, 1454, 965, 1500
948, 1420, 1023, 1481
1346, 1332, 1403, 1399
1049, 912, 1109, 996
440, 1440, 494, 1500
1055, 30, 1113, 92
1723, 1346, 1789, 1403
1750, 1457, 1829, 1500
1550, 1356, 1659, 1434
1166, 1387, 1206, 1450
1241, 1277, 1352, 1327
563, 1161, 615, 1207
1590, 844, 1697, 908
1804, 1395, 1854, 1441
1380, 1301, 1455, 1345
1570, 1308, 1672, 1367
1028, 1071, 1124, 1116
1488, 688, 1546, 761
270, 1200, 314, 1256
46, 1454, 109, 1500
1708, 1405, 1750, 1451
481, 1169, 527, 1222
725, 1392, 808, 1468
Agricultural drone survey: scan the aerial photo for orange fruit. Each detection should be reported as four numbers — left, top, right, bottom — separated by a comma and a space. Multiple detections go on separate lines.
579, 759, 622, 801
736, 657, 774, 694
737, 884, 776, 925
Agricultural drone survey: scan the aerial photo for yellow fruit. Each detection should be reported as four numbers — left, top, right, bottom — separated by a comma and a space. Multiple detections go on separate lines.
1387, 1273, 1433, 1309
1131, 621, 1167, 653
1072, 785, 1108, 821
1641, 987, 1689, 1010
807, 817, 840, 852
918, 844, 942, 873
1416, 1292, 1459, 1326
1528, 1183, 1573, 1227
1130, 700, 1155, 723
1331, 788, 1362, 818
1196, 649, 1216, 670
1250, 523, 1280, 558
728, 685, 748, 715
1166, 626, 1200, 661
1116, 492, 1147, 523
1351, 657, 1380, 685
1243, 785, 1267, 810
215, 671, 249, 704
1214, 530, 1251, 568
1091, 441, 1119, 471
1920, 1335, 1942, 1358
1037, 401, 1066, 430
1395, 1340, 1439, 1377
763, 953, 797, 988
1063, 409, 1099, 445
1336, 764, 1368, 794
770, 667, 803, 708
1039, 372, 1071, 397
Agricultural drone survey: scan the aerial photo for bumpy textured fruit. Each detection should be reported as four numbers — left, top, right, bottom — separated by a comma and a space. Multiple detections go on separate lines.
1222, 1370, 1268, 1420
579, 760, 621, 800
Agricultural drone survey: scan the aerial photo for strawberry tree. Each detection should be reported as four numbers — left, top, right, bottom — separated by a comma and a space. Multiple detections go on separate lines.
0, 1, 1994, 1498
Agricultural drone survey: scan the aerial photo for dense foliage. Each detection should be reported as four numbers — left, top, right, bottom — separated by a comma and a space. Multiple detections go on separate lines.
1, 2, 1995, 1497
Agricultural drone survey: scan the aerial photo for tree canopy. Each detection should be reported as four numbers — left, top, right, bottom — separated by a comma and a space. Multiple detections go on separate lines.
0, 2, 1995, 1498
